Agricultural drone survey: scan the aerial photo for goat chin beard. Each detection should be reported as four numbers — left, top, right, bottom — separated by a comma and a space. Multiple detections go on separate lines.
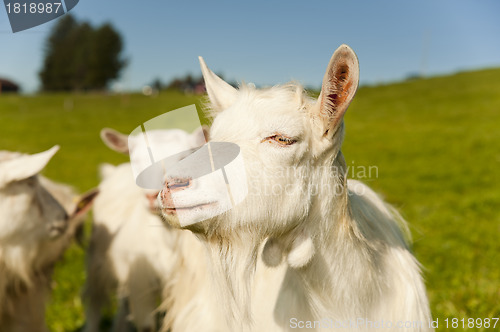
162, 211, 315, 328
203, 231, 262, 330
200, 224, 315, 330
158, 212, 263, 327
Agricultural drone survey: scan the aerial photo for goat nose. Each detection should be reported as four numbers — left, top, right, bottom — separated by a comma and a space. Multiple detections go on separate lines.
160, 186, 174, 208
165, 177, 192, 192
160, 177, 192, 210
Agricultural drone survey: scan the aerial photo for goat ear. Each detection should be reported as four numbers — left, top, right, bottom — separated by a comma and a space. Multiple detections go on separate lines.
0, 145, 59, 186
70, 188, 99, 220
192, 125, 210, 146
199, 56, 238, 112
315, 44, 359, 139
100, 128, 129, 154
70, 188, 99, 246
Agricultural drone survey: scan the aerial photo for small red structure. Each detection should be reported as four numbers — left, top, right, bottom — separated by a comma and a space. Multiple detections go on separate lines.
0, 78, 20, 94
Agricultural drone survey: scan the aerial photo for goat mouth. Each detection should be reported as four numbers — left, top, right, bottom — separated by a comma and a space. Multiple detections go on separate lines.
160, 202, 216, 215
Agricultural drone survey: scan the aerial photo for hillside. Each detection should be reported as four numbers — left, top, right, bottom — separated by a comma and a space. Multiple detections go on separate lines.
1, 68, 499, 331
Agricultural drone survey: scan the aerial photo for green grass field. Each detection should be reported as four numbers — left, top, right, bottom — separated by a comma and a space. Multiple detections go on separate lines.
1, 69, 499, 331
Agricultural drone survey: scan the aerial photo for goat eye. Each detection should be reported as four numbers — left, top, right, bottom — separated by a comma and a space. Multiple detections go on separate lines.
263, 134, 297, 146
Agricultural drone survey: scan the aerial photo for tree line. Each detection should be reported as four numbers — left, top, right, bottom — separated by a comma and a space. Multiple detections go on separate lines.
39, 15, 235, 94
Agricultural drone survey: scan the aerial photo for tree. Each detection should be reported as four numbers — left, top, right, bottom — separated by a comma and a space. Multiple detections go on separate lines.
39, 15, 79, 91
39, 15, 126, 91
87, 24, 126, 89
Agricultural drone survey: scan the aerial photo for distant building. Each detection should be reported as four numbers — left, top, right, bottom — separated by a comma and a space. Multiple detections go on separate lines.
0, 78, 20, 94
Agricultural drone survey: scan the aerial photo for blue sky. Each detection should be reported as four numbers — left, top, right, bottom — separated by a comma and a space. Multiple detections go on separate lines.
1, 0, 499, 93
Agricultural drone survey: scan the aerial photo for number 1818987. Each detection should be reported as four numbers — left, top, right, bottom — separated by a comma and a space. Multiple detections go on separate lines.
444, 317, 498, 329
5, 2, 62, 14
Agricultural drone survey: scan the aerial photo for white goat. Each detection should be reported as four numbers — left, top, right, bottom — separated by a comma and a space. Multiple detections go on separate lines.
159, 45, 433, 331
0, 147, 97, 332
85, 127, 224, 332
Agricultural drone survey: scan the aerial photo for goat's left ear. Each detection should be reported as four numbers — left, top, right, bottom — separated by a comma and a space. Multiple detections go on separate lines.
314, 44, 359, 139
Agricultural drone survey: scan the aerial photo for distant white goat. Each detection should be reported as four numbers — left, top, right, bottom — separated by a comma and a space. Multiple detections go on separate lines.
0, 147, 97, 332
160, 45, 433, 331
84, 127, 224, 332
